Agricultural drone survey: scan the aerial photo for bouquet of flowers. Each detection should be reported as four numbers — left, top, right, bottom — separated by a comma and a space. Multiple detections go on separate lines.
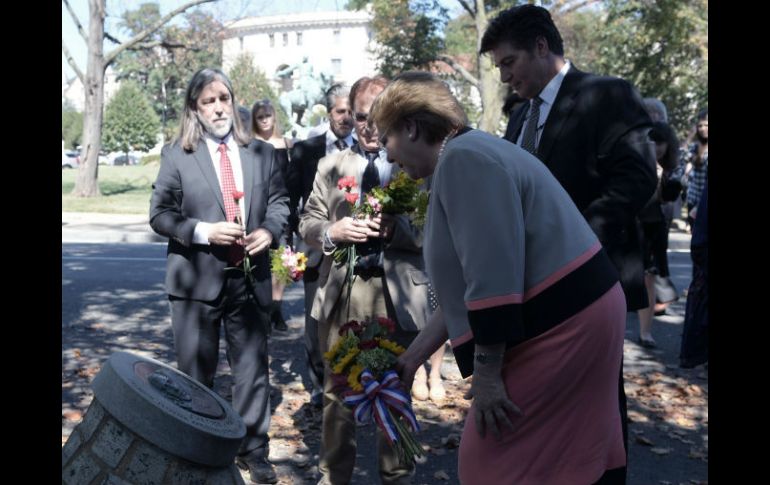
270, 245, 308, 284
333, 172, 428, 262
324, 316, 424, 466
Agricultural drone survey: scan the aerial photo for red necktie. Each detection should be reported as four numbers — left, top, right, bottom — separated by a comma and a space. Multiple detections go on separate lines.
218, 143, 244, 265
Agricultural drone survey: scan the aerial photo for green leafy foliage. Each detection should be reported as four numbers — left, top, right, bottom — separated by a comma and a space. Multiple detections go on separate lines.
227, 52, 291, 134
349, 0, 448, 78
102, 81, 161, 155
593, 0, 708, 136
62, 101, 83, 150
113, 4, 223, 137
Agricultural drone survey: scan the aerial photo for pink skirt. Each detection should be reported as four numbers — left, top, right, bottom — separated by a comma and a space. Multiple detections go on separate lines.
458, 283, 627, 485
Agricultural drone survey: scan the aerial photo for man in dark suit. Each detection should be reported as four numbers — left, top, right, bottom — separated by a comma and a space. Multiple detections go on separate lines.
287, 83, 355, 408
150, 68, 289, 484
480, 6, 657, 485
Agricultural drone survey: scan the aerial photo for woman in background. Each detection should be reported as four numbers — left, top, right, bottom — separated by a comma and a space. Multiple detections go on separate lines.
252, 99, 294, 331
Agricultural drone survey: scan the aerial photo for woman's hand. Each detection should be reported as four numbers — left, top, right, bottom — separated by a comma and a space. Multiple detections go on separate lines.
464, 362, 523, 440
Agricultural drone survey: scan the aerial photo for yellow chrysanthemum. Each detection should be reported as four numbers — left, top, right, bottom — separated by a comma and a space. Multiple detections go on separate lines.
324, 339, 344, 362
379, 338, 406, 355
333, 347, 360, 374
297, 253, 308, 271
347, 364, 364, 391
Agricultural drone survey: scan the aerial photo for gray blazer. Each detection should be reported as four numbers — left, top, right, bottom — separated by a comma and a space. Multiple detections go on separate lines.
150, 139, 290, 306
299, 149, 430, 332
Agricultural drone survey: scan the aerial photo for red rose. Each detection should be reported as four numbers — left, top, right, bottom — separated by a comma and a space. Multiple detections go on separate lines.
232, 190, 245, 201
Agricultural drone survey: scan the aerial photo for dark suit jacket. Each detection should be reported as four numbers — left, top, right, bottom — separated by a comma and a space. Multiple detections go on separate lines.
150, 139, 289, 306
505, 66, 656, 310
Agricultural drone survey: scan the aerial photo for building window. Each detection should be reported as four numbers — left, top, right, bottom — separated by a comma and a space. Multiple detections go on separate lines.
333, 29, 341, 44
331, 58, 342, 75
282, 32, 288, 47
296, 32, 303, 46
269, 33, 275, 47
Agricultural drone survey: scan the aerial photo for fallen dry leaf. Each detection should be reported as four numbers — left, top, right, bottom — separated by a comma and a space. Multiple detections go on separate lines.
635, 436, 654, 446
434, 470, 450, 480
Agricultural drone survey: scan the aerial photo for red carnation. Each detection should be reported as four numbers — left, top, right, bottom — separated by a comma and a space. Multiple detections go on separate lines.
377, 317, 396, 333
359, 339, 379, 350
232, 190, 245, 201
337, 176, 357, 191
339, 320, 362, 336
344, 192, 359, 204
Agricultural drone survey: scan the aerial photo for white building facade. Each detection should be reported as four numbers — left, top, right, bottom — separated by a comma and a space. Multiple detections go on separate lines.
61, 66, 121, 112
222, 10, 379, 90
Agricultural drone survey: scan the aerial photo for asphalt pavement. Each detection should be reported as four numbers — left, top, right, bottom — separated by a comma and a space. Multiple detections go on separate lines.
61, 212, 707, 484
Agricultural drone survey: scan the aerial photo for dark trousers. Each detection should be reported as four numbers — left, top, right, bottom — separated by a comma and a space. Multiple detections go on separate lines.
680, 245, 709, 366
303, 265, 325, 399
169, 274, 272, 457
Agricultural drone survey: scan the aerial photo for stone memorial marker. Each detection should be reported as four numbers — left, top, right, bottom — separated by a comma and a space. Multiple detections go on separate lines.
62, 351, 247, 484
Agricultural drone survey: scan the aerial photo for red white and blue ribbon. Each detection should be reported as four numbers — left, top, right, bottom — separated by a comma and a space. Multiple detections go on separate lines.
343, 370, 420, 444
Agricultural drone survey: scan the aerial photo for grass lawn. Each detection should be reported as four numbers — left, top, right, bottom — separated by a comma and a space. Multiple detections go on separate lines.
62, 163, 160, 214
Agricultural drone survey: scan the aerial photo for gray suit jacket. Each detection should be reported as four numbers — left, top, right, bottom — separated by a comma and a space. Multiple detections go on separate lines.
298, 149, 430, 332
150, 139, 290, 305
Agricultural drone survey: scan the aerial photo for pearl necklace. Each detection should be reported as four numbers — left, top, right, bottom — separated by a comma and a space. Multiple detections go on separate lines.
437, 129, 458, 160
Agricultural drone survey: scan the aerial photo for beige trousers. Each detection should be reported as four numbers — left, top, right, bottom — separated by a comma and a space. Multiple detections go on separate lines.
317, 274, 416, 485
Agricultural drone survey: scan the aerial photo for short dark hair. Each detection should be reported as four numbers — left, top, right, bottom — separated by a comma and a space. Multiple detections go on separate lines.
696, 108, 708, 122
648, 122, 680, 171
480, 5, 564, 56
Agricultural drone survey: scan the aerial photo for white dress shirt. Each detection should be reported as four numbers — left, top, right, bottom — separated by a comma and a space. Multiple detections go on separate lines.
325, 130, 356, 156
193, 134, 246, 245
516, 61, 572, 149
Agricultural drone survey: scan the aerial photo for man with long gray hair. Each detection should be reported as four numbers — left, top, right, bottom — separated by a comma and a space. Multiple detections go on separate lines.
150, 68, 289, 484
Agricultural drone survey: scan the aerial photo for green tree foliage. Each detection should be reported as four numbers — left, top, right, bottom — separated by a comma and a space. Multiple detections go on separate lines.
227, 52, 291, 135
348, 0, 448, 78
62, 101, 83, 150
102, 81, 161, 156
113, 3, 223, 140
593, 0, 708, 137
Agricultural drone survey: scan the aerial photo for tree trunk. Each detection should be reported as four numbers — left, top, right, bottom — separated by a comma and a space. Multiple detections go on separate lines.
72, 0, 105, 197
474, 0, 504, 134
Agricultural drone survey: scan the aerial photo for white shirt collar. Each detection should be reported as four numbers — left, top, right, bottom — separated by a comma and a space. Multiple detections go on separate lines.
325, 130, 355, 154
538, 60, 571, 107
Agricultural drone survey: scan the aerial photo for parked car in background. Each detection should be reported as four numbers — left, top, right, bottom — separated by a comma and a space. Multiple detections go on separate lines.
62, 150, 80, 169
112, 154, 140, 166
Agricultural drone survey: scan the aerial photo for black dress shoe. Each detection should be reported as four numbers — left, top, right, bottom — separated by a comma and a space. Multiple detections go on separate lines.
270, 301, 288, 331
236, 455, 278, 484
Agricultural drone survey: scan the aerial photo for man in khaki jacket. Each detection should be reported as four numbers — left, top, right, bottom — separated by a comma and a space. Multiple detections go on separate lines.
299, 75, 429, 485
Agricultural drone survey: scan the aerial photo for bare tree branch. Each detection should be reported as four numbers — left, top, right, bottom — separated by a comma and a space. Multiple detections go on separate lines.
62, 39, 85, 84
104, 0, 216, 67
438, 55, 479, 86
62, 0, 89, 44
104, 31, 121, 44
456, 0, 476, 19
128, 40, 191, 50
